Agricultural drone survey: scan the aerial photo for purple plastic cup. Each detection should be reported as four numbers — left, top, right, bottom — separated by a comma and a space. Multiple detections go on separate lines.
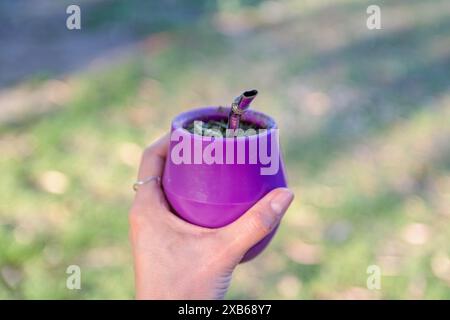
162, 106, 287, 262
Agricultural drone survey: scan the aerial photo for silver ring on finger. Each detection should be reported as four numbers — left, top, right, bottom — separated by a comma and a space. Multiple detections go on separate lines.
133, 176, 161, 192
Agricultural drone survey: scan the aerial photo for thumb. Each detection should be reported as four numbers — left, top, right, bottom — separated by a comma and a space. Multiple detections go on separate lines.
219, 188, 294, 256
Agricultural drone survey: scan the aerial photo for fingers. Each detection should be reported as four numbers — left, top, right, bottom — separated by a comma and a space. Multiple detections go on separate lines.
137, 133, 169, 180
219, 188, 294, 256
133, 133, 170, 209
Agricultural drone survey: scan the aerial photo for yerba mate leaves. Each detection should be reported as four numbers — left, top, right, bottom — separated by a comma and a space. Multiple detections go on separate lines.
185, 119, 261, 137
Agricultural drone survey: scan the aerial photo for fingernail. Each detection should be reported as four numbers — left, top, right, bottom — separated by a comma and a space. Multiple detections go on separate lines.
263, 189, 294, 229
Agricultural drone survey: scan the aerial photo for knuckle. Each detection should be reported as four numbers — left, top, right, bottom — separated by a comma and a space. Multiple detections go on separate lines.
249, 209, 271, 233
128, 205, 146, 226
128, 213, 139, 229
143, 144, 157, 158
129, 203, 141, 217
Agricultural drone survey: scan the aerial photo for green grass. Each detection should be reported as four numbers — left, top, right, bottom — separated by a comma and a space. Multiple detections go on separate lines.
1, 0, 450, 299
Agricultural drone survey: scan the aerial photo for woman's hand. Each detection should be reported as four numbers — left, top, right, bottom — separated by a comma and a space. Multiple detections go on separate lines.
129, 134, 294, 299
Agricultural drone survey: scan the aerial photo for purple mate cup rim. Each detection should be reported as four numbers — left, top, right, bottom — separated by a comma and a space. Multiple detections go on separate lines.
172, 106, 278, 141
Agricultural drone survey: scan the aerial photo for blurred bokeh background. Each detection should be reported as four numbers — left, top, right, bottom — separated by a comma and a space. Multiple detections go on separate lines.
1, 0, 450, 299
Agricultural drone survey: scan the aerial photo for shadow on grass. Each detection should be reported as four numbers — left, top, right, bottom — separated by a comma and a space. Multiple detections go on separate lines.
284, 13, 450, 177
0, 0, 265, 88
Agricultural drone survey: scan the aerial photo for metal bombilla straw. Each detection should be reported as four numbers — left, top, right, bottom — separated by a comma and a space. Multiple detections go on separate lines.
227, 89, 258, 135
